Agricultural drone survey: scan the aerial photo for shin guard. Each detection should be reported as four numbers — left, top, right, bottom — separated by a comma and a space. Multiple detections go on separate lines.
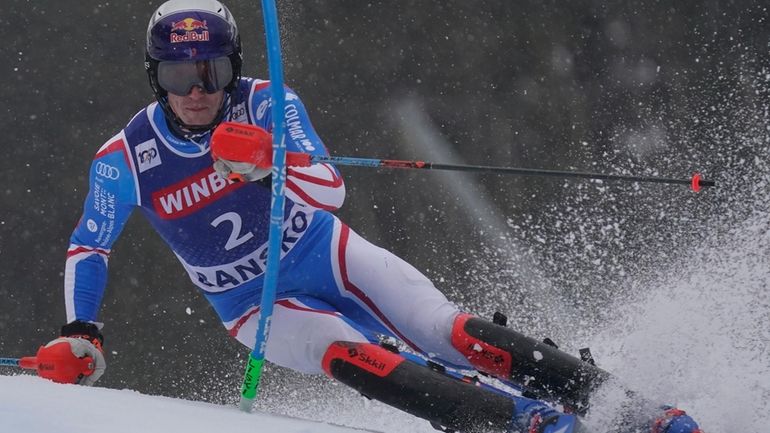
322, 341, 515, 432
451, 313, 609, 410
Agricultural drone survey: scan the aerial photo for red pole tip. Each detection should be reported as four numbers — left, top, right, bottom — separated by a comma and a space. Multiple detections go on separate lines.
691, 173, 702, 192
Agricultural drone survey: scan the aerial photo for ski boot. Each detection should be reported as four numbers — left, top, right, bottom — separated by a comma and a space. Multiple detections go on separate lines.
450, 313, 704, 433
451, 313, 609, 411
651, 407, 702, 433
322, 340, 579, 433
510, 397, 581, 433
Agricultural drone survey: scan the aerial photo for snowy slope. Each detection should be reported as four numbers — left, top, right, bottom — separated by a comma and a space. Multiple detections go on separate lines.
0, 374, 381, 433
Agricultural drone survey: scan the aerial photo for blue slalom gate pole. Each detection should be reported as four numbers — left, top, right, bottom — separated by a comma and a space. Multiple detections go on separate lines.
238, 0, 288, 412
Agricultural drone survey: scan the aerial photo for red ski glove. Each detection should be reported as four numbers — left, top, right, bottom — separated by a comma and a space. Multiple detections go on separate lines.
35, 321, 106, 386
211, 122, 273, 182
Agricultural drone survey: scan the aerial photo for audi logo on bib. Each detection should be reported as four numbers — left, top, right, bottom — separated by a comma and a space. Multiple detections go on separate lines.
95, 162, 120, 180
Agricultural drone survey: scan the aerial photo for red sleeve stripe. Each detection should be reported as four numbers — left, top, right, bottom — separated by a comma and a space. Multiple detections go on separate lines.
67, 246, 110, 258
94, 136, 134, 180
287, 165, 343, 188
253, 81, 270, 92
94, 138, 126, 160
286, 179, 338, 211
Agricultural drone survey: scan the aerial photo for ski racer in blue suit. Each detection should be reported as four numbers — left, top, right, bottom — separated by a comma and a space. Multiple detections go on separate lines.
36, 1, 703, 432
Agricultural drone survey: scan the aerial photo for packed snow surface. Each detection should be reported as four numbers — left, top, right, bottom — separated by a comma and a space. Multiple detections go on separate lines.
0, 375, 381, 433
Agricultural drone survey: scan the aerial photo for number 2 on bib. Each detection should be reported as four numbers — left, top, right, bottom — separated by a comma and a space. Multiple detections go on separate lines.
211, 212, 254, 250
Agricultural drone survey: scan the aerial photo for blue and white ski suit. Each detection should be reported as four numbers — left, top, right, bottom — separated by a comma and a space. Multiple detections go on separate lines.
65, 78, 467, 373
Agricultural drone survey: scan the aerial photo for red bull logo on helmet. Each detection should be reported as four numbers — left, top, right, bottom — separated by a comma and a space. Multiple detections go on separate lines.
169, 18, 210, 43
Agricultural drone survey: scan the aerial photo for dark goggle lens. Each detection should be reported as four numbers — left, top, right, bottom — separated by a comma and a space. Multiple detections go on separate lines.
157, 57, 233, 95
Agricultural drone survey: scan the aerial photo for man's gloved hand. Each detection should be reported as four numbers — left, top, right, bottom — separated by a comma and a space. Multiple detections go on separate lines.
36, 321, 106, 386
210, 122, 273, 182
213, 159, 272, 182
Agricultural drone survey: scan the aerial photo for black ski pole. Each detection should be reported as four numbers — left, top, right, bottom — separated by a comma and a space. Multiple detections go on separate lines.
301, 155, 714, 192
212, 122, 716, 192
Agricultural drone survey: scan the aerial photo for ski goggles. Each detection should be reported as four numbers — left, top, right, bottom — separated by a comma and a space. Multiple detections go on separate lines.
157, 57, 233, 96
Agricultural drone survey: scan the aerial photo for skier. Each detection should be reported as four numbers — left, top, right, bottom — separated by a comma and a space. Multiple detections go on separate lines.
36, 1, 702, 432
